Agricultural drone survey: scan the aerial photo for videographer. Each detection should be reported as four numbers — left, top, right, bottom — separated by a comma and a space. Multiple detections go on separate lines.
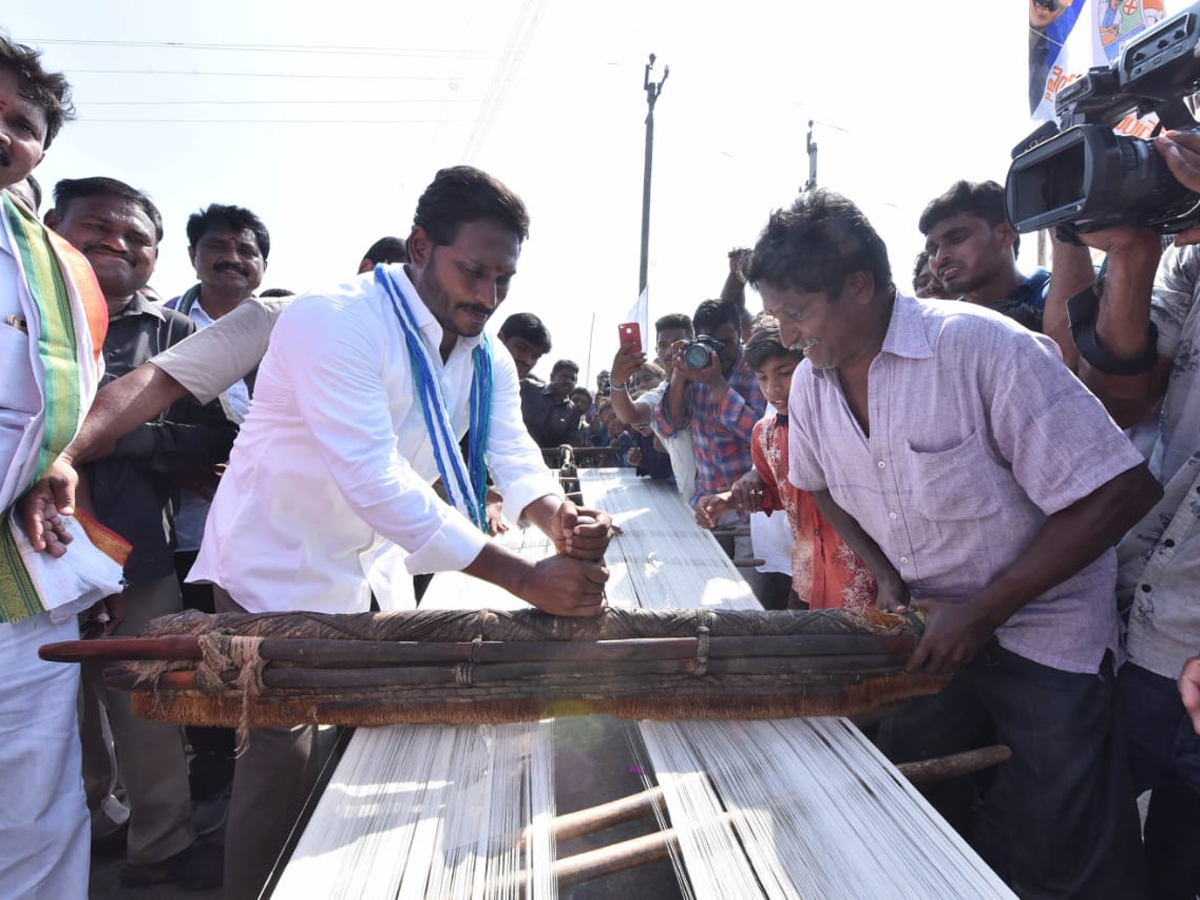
1065, 126, 1200, 897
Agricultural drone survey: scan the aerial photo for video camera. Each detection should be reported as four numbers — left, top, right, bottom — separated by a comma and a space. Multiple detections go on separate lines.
1006, 2, 1200, 234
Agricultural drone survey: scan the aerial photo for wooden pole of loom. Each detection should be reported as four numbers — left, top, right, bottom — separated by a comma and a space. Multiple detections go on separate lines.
546, 745, 1013, 887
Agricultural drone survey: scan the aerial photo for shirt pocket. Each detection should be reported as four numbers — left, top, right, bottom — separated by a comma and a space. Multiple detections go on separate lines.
0, 320, 40, 415
903, 430, 1004, 522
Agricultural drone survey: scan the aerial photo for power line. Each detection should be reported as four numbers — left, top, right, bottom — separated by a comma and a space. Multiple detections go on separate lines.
27, 37, 530, 60
69, 68, 518, 82
82, 98, 495, 106
74, 117, 478, 125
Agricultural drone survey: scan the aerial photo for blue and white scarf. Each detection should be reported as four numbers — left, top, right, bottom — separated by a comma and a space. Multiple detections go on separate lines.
376, 265, 492, 532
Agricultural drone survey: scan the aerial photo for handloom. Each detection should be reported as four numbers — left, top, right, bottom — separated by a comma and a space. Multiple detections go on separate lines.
268, 471, 1015, 898
43, 470, 1015, 896
43, 605, 944, 735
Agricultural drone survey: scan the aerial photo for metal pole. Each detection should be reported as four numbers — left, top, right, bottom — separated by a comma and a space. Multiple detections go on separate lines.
804, 120, 818, 192
639, 54, 668, 295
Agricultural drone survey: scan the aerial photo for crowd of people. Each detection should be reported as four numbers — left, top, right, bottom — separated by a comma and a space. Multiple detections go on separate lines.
2, 31, 1200, 900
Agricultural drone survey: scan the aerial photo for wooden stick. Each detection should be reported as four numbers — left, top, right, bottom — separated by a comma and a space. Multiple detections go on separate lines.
894, 744, 1012, 785
43, 631, 916, 666
521, 786, 667, 849
732, 558, 766, 568
550, 745, 1015, 886
536, 745, 1013, 850
104, 651, 911, 694
554, 821, 694, 888
39, 636, 203, 663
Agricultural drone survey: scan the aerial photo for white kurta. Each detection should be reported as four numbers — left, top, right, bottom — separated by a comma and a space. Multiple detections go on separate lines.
191, 266, 561, 614
0, 214, 89, 900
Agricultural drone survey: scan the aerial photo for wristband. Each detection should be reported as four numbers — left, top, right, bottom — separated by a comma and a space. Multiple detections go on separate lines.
610, 381, 628, 392
1067, 284, 1160, 376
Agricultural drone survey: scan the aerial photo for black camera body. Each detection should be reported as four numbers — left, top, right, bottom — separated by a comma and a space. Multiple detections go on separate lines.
1007, 2, 1200, 234
683, 335, 723, 370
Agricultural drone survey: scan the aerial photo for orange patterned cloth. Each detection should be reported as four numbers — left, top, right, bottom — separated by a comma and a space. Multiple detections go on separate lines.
752, 410, 876, 611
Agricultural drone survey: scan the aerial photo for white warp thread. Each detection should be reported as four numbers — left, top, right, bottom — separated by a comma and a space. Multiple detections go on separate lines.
584, 470, 1015, 899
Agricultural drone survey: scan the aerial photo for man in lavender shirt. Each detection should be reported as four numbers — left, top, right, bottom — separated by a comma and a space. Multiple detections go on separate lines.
749, 189, 1160, 899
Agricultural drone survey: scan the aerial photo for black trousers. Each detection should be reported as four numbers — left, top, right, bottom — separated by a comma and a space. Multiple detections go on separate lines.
1119, 663, 1200, 900
873, 646, 1148, 900
174, 551, 235, 799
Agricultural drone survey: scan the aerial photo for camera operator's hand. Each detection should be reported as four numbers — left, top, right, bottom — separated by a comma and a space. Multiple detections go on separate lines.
664, 340, 695, 384
687, 349, 728, 391
1074, 223, 1161, 258
1157, 130, 1200, 245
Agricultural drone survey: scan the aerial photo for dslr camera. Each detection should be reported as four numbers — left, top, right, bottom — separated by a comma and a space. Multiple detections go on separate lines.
1007, 2, 1200, 234
683, 334, 724, 369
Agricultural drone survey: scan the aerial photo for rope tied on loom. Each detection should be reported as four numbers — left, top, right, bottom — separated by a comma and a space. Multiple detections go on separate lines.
456, 634, 487, 686
693, 609, 714, 677
194, 632, 266, 754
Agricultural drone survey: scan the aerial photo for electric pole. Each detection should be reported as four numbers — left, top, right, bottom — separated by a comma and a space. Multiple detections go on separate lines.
803, 120, 818, 192
639, 53, 668, 295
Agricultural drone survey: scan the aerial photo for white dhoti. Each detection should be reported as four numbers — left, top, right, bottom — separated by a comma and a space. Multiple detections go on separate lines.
0, 613, 89, 900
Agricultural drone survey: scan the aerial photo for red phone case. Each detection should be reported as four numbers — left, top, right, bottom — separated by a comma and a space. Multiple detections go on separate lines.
618, 322, 642, 352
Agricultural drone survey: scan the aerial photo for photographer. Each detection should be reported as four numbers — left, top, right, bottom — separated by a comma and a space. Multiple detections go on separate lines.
655, 300, 767, 575
1063, 127, 1200, 897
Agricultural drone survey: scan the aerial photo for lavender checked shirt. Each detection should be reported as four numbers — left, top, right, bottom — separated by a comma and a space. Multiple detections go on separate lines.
788, 293, 1144, 674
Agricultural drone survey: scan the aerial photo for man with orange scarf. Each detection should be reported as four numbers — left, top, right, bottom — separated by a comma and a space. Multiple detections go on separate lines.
0, 38, 125, 898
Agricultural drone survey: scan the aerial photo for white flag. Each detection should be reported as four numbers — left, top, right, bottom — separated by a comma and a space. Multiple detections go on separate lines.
1028, 0, 1169, 127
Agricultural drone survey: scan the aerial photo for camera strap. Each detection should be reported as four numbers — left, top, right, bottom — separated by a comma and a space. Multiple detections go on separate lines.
1067, 283, 1160, 376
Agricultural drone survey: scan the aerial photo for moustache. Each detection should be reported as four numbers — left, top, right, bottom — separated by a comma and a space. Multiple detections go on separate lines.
83, 244, 136, 266
214, 262, 248, 276
1032, 0, 1059, 10
461, 304, 493, 319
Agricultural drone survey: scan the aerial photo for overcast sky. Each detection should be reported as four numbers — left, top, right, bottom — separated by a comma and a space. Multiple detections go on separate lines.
7, 1, 1031, 383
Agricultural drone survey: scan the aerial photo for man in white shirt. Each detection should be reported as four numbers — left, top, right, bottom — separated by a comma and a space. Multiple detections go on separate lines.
189, 165, 613, 898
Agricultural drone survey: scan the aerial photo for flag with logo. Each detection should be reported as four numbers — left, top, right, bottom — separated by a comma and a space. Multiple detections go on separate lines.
1028, 0, 1169, 123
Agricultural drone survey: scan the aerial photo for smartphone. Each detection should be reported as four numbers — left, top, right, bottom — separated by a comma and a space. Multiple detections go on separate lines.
618, 322, 642, 353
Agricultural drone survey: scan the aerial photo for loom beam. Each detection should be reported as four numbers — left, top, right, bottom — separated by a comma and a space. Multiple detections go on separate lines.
550, 745, 1014, 886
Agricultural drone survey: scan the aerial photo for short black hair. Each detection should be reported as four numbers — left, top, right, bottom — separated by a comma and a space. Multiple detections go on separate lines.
918, 179, 1020, 256
53, 176, 164, 243
744, 316, 802, 371
0, 36, 74, 149
747, 189, 893, 302
258, 287, 295, 298
654, 312, 693, 336
918, 180, 1007, 235
569, 386, 592, 402
550, 359, 579, 377
692, 299, 741, 335
413, 166, 530, 248
362, 235, 407, 265
913, 250, 930, 280
186, 203, 271, 259
497, 312, 552, 354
